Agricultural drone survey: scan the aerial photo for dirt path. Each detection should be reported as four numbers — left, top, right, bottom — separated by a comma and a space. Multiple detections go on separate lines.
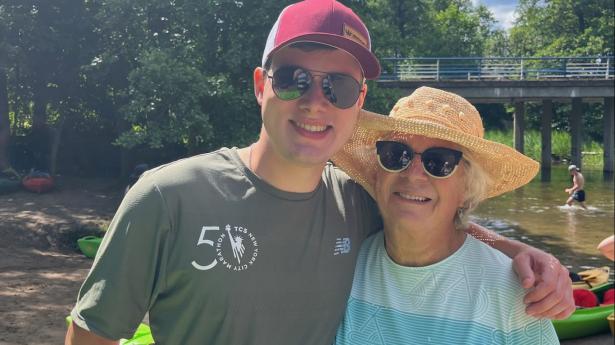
0, 177, 122, 345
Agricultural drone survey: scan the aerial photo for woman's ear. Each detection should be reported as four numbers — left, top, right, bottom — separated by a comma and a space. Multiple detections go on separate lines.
254, 67, 265, 106
357, 82, 368, 109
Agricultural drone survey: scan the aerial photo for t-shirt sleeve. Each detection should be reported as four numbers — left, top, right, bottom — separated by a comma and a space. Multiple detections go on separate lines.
70, 176, 172, 340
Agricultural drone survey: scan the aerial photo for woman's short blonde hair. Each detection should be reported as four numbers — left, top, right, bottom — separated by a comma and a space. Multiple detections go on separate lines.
455, 152, 491, 230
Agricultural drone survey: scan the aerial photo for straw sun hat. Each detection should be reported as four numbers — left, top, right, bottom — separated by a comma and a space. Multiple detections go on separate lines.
332, 86, 539, 200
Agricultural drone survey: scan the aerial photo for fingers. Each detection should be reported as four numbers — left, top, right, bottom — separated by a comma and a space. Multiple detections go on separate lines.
524, 276, 556, 306
513, 247, 576, 319
512, 252, 535, 289
552, 304, 576, 320
525, 265, 574, 319
523, 254, 562, 304
526, 290, 575, 319
525, 286, 565, 318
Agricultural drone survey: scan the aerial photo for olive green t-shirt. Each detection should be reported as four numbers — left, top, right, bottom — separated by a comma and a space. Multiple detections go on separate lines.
71, 147, 381, 344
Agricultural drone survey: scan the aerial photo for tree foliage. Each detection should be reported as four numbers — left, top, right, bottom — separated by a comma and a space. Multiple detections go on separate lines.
505, 0, 613, 143
509, 0, 614, 56
0, 0, 611, 176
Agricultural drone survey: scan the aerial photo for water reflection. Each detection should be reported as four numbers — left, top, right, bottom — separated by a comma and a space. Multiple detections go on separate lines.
474, 166, 614, 275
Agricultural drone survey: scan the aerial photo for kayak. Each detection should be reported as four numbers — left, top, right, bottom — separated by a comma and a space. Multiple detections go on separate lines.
22, 174, 54, 193
552, 282, 615, 340
65, 316, 154, 345
0, 177, 20, 194
572, 266, 610, 289
77, 236, 103, 258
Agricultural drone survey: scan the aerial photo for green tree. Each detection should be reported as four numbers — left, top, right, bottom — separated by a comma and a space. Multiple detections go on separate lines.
353, 0, 502, 114
0, 6, 10, 171
1, 1, 99, 173
117, 48, 222, 153
91, 0, 289, 164
1, 0, 610, 177
507, 0, 613, 144
510, 0, 614, 56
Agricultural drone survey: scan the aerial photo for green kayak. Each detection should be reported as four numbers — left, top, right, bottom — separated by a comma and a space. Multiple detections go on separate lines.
77, 236, 102, 258
65, 316, 154, 344
0, 177, 20, 194
552, 282, 614, 340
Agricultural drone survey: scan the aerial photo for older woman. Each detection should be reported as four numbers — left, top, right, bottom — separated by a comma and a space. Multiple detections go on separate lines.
332, 87, 559, 344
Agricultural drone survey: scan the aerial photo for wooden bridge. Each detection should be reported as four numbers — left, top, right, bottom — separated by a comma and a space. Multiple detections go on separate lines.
377, 56, 615, 174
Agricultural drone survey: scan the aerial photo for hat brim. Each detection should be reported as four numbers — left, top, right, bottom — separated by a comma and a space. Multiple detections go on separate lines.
332, 110, 540, 200
266, 34, 381, 80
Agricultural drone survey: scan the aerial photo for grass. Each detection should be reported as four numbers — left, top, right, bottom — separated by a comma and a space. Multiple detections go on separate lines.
484, 130, 604, 168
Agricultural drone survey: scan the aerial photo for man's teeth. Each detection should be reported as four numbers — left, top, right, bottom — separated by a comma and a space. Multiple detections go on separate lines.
296, 122, 327, 132
397, 193, 428, 202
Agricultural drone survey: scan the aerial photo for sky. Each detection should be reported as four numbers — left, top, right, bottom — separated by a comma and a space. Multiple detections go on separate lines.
472, 0, 519, 30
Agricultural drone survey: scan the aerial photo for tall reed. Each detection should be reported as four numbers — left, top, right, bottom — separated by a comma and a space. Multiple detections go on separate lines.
484, 130, 604, 168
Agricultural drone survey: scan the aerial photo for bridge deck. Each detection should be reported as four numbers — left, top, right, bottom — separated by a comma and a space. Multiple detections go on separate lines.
379, 56, 614, 82
378, 79, 615, 102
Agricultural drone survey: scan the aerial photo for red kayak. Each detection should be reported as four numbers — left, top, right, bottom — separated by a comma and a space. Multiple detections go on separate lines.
22, 174, 54, 193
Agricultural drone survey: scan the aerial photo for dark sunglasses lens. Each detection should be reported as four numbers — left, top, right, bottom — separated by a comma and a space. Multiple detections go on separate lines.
421, 148, 462, 177
376, 141, 412, 171
272, 67, 361, 109
322, 74, 361, 109
272, 67, 309, 100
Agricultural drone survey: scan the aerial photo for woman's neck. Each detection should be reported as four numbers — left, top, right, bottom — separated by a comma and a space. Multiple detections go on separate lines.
383, 222, 467, 267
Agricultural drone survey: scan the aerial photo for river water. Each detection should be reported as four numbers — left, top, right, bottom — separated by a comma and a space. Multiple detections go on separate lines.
473, 166, 614, 275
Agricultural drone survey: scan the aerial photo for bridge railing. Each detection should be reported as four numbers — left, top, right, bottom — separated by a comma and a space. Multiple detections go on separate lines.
379, 56, 615, 81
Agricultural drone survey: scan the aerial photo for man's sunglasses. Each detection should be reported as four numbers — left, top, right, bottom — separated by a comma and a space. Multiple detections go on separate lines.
267, 66, 363, 109
376, 141, 463, 179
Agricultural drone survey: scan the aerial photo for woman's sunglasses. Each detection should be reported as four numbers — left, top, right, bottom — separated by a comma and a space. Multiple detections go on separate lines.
267, 66, 363, 109
376, 141, 463, 179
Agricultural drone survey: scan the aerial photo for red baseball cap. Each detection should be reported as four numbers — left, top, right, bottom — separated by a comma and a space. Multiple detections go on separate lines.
262, 0, 381, 80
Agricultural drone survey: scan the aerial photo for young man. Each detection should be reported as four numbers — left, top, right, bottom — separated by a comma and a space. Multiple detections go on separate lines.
66, 1, 574, 344
565, 164, 587, 209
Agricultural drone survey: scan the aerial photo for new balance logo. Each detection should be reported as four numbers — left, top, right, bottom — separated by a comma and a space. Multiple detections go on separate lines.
334, 237, 351, 255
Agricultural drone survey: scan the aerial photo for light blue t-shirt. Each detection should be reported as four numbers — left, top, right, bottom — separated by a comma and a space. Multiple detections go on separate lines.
334, 232, 559, 345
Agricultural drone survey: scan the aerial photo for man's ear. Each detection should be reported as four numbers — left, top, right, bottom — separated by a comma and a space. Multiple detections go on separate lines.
254, 67, 265, 106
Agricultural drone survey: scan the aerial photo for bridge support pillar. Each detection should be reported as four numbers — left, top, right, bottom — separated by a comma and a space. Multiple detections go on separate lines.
541, 100, 553, 180
570, 98, 583, 169
514, 101, 525, 153
604, 97, 614, 173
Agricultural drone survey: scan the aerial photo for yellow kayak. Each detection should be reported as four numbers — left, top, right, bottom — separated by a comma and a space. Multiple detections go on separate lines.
572, 266, 610, 289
